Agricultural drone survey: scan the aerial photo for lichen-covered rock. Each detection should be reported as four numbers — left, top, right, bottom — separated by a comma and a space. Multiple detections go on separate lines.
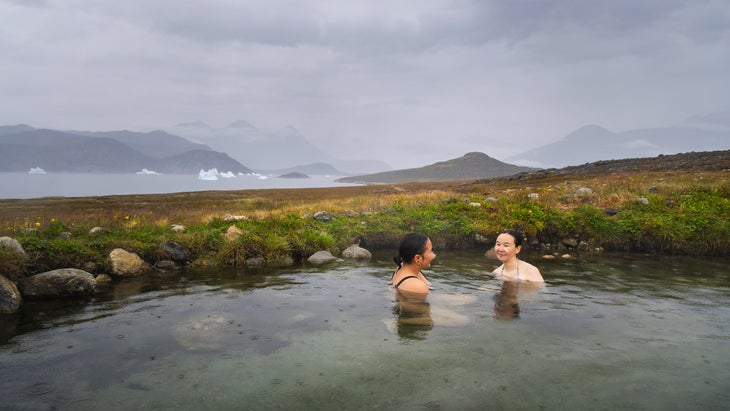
0, 237, 26, 257
0, 274, 22, 314
313, 211, 334, 222
109, 248, 148, 277
22, 268, 96, 298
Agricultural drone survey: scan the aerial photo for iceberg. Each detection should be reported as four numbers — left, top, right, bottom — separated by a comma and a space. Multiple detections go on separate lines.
199, 168, 220, 180
198, 168, 238, 180
136, 169, 161, 175
29, 167, 47, 174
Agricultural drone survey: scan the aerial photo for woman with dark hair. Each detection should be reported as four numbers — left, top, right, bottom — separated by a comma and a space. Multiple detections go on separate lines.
390, 233, 435, 296
492, 230, 544, 283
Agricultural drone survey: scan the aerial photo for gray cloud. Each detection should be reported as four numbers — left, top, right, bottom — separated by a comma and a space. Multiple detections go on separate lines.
1, 0, 728, 167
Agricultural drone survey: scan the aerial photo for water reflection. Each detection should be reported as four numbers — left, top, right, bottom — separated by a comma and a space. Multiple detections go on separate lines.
492, 280, 543, 321
391, 293, 434, 339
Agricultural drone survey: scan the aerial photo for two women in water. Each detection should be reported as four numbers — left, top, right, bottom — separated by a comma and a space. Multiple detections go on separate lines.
389, 230, 543, 327
390, 229, 543, 294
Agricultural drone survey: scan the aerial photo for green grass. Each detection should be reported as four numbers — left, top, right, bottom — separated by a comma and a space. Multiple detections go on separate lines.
0, 170, 728, 278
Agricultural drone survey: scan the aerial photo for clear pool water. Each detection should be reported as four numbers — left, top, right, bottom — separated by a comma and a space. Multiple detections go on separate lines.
1, 250, 728, 410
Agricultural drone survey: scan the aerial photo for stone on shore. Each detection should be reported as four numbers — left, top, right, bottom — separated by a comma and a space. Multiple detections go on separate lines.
307, 250, 338, 265
110, 248, 148, 277
0, 274, 23, 314
22, 268, 96, 298
0, 236, 26, 257
341, 244, 372, 260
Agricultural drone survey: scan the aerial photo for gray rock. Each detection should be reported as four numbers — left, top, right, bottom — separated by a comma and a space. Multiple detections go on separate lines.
562, 238, 578, 248
22, 268, 96, 298
171, 224, 186, 233
245, 256, 266, 267
162, 241, 190, 263
110, 248, 148, 277
313, 211, 334, 222
575, 187, 593, 196
0, 237, 26, 257
341, 244, 372, 260
0, 274, 22, 314
89, 226, 104, 235
638, 197, 650, 205
307, 250, 338, 265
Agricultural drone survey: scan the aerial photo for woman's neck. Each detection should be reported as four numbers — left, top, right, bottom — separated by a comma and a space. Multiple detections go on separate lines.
501, 258, 520, 276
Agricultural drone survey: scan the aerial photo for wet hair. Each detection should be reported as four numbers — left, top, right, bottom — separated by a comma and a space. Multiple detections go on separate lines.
498, 229, 523, 247
393, 233, 429, 268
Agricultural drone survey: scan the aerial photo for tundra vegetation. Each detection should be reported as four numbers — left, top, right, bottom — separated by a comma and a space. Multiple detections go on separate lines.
0, 168, 728, 280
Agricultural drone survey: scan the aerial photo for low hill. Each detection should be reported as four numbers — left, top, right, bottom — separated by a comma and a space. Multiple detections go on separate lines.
336, 152, 535, 183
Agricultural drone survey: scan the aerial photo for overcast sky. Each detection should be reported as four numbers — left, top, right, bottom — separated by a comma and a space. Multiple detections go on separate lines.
1, 0, 729, 168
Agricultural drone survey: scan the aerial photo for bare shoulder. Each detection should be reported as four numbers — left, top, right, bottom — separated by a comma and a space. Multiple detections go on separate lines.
521, 261, 544, 282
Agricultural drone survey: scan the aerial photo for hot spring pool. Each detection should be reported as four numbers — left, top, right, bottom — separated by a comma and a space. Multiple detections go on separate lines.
1, 250, 728, 410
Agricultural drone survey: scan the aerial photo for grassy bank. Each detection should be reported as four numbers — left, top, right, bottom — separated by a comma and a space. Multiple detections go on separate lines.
0, 169, 728, 278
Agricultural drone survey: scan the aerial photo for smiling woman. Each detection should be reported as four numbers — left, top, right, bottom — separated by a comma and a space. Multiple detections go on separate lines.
492, 229, 544, 282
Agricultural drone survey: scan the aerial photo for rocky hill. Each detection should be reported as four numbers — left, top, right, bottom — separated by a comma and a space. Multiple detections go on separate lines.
476, 149, 730, 185
336, 152, 535, 183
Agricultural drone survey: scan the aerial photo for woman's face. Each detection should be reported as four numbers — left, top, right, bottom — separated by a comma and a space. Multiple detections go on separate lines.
417, 239, 436, 268
494, 233, 520, 262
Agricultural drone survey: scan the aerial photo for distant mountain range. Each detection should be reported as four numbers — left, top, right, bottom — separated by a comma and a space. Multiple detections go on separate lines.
507, 111, 730, 168
0, 126, 251, 174
336, 152, 535, 183
167, 121, 391, 175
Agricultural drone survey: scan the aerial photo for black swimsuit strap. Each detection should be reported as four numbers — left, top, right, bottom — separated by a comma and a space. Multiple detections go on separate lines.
394, 275, 418, 288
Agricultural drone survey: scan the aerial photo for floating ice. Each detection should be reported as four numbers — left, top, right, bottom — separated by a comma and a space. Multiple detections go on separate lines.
136, 168, 161, 175
28, 167, 46, 174
198, 168, 238, 180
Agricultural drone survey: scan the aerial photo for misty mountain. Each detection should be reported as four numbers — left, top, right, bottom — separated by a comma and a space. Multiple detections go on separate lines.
336, 152, 535, 183
71, 129, 212, 158
168, 120, 391, 174
508, 112, 730, 168
0, 128, 251, 174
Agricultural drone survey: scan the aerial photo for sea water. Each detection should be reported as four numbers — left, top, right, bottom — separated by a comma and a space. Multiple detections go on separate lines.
0, 172, 358, 199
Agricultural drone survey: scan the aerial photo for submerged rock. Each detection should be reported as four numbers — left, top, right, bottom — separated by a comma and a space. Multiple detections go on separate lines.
173, 313, 235, 351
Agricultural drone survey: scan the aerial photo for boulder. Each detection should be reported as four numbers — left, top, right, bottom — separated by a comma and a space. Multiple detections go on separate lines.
171, 224, 186, 233
109, 248, 148, 277
0, 237, 26, 257
341, 244, 372, 260
0, 274, 22, 314
307, 250, 338, 265
161, 241, 190, 263
225, 226, 243, 242
22, 268, 96, 298
313, 211, 334, 222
